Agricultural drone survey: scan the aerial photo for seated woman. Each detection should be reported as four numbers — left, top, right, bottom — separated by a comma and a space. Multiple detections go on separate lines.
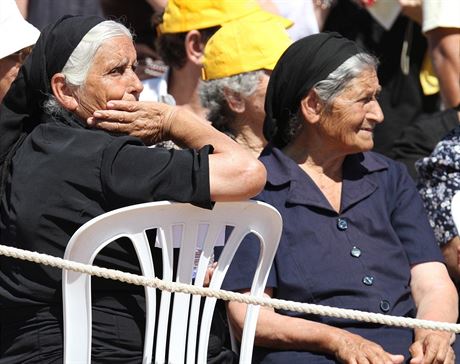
0, 16, 266, 362
199, 18, 291, 157
222, 33, 458, 363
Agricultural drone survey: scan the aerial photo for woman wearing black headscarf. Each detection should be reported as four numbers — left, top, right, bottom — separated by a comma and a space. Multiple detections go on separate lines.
221, 33, 458, 363
0, 15, 265, 362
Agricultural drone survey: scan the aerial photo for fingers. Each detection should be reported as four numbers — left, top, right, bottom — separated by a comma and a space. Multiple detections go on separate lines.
92, 109, 131, 123
446, 347, 456, 364
409, 341, 424, 364
106, 99, 171, 113
87, 120, 122, 133
389, 354, 405, 364
334, 332, 404, 364
410, 333, 455, 364
203, 263, 217, 287
106, 99, 140, 112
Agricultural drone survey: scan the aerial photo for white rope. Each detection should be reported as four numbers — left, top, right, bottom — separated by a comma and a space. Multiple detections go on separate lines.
0, 244, 459, 333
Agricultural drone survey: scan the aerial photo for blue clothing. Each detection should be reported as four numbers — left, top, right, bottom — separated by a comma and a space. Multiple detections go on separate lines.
223, 146, 446, 363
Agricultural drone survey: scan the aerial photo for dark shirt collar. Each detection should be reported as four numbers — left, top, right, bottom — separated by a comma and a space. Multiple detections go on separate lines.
260, 145, 389, 213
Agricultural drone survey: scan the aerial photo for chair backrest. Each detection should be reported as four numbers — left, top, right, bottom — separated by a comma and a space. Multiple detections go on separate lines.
62, 200, 282, 363
452, 191, 460, 233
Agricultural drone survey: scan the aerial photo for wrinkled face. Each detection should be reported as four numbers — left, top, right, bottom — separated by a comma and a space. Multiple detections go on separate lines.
243, 71, 271, 126
319, 68, 383, 154
73, 36, 143, 120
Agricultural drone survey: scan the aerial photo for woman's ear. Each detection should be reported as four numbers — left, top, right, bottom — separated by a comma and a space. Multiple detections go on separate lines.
184, 30, 205, 65
223, 88, 245, 114
300, 89, 323, 124
50, 73, 78, 111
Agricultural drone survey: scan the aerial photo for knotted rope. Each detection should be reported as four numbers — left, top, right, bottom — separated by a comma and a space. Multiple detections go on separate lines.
0, 244, 459, 333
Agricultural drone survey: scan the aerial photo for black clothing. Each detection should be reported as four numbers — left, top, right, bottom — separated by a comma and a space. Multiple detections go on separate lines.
393, 108, 459, 179
0, 113, 212, 362
27, 0, 103, 31
263, 32, 363, 146
0, 15, 104, 168
0, 15, 215, 362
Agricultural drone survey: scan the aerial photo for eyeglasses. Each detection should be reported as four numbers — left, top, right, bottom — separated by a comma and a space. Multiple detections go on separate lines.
6, 46, 33, 64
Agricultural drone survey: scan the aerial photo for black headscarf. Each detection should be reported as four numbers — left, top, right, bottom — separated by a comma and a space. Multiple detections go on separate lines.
0, 15, 104, 198
0, 15, 105, 161
264, 32, 364, 148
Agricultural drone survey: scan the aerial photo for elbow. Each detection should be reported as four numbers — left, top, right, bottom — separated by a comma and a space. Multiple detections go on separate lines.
240, 159, 267, 199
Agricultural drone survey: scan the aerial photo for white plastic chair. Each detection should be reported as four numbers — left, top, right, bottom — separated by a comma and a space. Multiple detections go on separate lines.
451, 191, 460, 233
62, 200, 282, 364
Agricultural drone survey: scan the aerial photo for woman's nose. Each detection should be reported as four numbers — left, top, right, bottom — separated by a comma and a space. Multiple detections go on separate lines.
367, 100, 384, 124
127, 69, 144, 97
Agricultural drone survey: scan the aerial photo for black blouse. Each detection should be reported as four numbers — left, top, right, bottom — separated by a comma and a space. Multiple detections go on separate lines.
0, 115, 212, 308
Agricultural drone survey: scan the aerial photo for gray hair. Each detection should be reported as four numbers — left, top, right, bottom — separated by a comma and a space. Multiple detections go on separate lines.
200, 70, 265, 136
276, 52, 379, 147
43, 20, 132, 117
314, 52, 378, 108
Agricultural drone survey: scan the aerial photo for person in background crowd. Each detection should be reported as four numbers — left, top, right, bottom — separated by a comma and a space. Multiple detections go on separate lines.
0, 0, 39, 103
422, 0, 460, 109
15, 0, 103, 30
324, 0, 437, 158
393, 105, 460, 179
143, 0, 292, 117
145, 0, 166, 13
0, 15, 266, 362
416, 104, 460, 288
257, 0, 331, 40
223, 32, 458, 363
99, 0, 166, 82
200, 18, 292, 157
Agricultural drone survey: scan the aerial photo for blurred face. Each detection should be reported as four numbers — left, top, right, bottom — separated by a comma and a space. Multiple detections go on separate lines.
0, 46, 32, 103
242, 71, 271, 125
319, 68, 383, 154
73, 36, 143, 120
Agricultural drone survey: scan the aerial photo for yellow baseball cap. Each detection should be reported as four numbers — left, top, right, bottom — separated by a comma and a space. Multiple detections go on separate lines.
202, 18, 292, 80
158, 0, 293, 34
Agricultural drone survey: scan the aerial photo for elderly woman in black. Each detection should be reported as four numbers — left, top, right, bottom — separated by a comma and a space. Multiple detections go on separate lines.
220, 33, 459, 363
0, 16, 265, 362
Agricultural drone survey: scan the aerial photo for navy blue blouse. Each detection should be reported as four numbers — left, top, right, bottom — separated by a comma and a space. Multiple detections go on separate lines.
223, 146, 445, 363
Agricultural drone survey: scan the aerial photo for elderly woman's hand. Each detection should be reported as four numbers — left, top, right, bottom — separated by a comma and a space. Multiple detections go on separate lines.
332, 330, 404, 364
88, 100, 177, 145
409, 330, 455, 364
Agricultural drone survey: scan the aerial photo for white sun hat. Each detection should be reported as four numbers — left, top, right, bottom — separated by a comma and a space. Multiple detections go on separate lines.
0, 0, 40, 59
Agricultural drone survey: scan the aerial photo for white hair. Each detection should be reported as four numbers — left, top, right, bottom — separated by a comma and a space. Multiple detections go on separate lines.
62, 20, 132, 86
43, 20, 132, 116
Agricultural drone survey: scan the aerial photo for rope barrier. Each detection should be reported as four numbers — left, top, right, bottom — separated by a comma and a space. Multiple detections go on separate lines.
0, 243, 459, 333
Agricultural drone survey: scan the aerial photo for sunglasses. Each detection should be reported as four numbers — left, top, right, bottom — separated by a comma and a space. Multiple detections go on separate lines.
6, 46, 33, 64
